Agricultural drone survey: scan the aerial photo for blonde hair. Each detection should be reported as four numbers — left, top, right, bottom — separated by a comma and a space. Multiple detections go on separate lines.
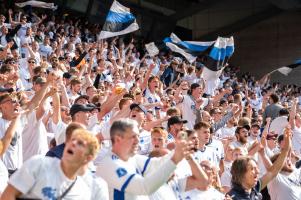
151, 128, 168, 140
72, 129, 100, 158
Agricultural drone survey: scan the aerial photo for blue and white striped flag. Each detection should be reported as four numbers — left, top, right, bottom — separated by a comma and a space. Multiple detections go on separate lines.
201, 36, 234, 95
99, 0, 139, 40
275, 59, 301, 76
163, 33, 215, 63
163, 33, 234, 95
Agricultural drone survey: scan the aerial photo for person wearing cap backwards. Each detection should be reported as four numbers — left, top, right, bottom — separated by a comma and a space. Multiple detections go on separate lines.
166, 116, 187, 147
96, 118, 193, 200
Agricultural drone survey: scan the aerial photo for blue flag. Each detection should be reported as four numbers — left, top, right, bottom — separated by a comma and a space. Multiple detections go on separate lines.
99, 0, 139, 39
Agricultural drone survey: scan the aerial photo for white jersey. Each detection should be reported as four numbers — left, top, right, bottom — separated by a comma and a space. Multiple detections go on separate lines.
220, 161, 232, 188
179, 95, 209, 130
81, 170, 109, 200
292, 127, 301, 157
96, 151, 177, 200
181, 187, 225, 200
0, 114, 27, 170
206, 138, 225, 168
138, 130, 151, 155
144, 88, 161, 114
9, 156, 91, 199
193, 146, 219, 169
268, 168, 301, 200
0, 160, 8, 193
22, 111, 49, 161
150, 177, 187, 200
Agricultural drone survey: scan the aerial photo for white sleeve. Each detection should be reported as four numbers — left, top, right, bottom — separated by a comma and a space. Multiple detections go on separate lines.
220, 172, 231, 187
96, 155, 176, 195
8, 155, 43, 194
91, 177, 109, 200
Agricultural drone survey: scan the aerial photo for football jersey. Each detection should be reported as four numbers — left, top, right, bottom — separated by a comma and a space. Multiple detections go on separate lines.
96, 151, 177, 200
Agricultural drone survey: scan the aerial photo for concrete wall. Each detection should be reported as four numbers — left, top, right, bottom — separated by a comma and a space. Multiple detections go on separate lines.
230, 11, 301, 85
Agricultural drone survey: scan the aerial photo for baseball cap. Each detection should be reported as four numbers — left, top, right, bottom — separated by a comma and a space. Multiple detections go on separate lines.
33, 77, 46, 85
167, 116, 188, 127
74, 95, 89, 104
130, 103, 147, 114
0, 87, 14, 93
235, 125, 250, 134
69, 104, 94, 117
190, 83, 200, 90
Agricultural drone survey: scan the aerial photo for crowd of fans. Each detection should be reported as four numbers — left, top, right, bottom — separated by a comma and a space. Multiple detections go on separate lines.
0, 5, 300, 200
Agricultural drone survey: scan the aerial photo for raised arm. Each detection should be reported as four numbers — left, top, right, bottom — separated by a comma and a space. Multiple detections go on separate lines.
260, 127, 291, 190
185, 155, 210, 191
140, 63, 155, 92
0, 114, 20, 156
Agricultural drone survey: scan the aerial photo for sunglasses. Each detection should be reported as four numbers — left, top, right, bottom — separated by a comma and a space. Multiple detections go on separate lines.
28, 61, 35, 64
8, 61, 15, 64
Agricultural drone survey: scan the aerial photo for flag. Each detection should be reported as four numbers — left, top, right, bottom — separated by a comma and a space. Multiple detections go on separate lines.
145, 42, 159, 57
99, 0, 139, 40
276, 59, 301, 76
163, 33, 215, 63
200, 36, 234, 95
15, 1, 57, 10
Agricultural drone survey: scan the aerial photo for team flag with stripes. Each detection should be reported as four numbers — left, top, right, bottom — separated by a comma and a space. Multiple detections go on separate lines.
99, 0, 139, 39
275, 59, 301, 76
164, 33, 234, 95
163, 33, 215, 63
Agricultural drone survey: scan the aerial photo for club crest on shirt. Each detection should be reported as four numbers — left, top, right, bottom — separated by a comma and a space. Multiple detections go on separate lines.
41, 187, 56, 200
116, 168, 127, 178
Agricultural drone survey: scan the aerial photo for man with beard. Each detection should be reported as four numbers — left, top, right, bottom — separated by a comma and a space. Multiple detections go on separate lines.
267, 153, 301, 200
231, 126, 251, 154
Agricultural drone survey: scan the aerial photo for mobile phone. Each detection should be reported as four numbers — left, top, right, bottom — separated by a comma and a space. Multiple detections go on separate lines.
178, 131, 188, 140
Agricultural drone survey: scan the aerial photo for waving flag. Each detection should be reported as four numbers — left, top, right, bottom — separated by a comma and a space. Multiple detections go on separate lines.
99, 0, 139, 40
163, 33, 215, 63
275, 59, 301, 76
201, 36, 234, 95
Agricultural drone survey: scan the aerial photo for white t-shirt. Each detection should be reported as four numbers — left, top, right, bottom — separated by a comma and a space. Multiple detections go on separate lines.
193, 146, 219, 169
138, 130, 151, 155
292, 127, 301, 157
179, 95, 209, 130
181, 187, 225, 200
206, 138, 225, 169
219, 126, 236, 139
81, 170, 109, 200
267, 168, 301, 200
9, 156, 91, 199
96, 151, 176, 200
0, 160, 8, 193
144, 88, 161, 114
0, 115, 27, 170
220, 160, 232, 188
149, 177, 186, 200
17, 23, 32, 38
39, 43, 53, 57
22, 111, 49, 162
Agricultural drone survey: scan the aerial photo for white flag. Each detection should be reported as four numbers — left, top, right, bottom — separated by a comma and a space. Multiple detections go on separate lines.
145, 42, 159, 57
